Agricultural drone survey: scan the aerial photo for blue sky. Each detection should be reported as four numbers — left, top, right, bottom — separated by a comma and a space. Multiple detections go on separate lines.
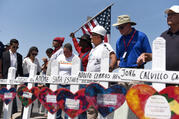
0, 0, 178, 68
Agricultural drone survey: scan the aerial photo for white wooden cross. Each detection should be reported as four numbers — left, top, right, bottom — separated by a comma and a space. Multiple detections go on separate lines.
152, 37, 166, 91
47, 60, 59, 119
22, 64, 37, 119
3, 67, 16, 119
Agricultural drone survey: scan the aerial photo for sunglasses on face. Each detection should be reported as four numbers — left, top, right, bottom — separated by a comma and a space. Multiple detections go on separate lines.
31, 53, 38, 56
12, 46, 19, 49
115, 24, 127, 30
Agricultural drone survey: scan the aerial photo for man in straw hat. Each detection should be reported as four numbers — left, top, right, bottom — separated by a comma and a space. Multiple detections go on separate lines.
113, 15, 152, 68
113, 15, 152, 119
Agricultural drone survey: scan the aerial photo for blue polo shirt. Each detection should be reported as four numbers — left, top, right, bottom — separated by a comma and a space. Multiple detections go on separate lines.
116, 28, 152, 68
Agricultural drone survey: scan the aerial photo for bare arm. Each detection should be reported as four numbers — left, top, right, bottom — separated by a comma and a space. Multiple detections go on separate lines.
137, 53, 152, 66
109, 52, 117, 72
70, 33, 81, 54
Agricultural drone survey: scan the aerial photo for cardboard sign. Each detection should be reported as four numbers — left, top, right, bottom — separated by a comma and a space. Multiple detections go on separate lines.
46, 94, 57, 103
22, 92, 32, 99
97, 94, 117, 106
145, 95, 171, 119
65, 98, 80, 110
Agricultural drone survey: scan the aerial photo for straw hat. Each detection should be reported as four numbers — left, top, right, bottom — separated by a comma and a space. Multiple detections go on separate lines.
112, 15, 136, 26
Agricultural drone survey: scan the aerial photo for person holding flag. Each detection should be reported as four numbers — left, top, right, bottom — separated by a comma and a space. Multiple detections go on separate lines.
70, 33, 92, 71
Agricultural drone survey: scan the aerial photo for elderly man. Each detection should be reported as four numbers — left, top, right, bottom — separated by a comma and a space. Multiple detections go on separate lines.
86, 25, 117, 72
113, 15, 152, 68
161, 5, 179, 71
86, 25, 117, 119
161, 5, 179, 87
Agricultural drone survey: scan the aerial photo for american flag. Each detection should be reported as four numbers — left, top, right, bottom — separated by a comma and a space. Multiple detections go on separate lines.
80, 5, 112, 42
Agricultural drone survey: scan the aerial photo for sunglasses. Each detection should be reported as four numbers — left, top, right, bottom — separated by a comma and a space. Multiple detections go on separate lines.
12, 46, 19, 49
115, 24, 127, 30
31, 53, 38, 56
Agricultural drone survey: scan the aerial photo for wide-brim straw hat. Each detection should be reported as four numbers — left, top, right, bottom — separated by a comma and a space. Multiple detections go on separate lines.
112, 15, 136, 26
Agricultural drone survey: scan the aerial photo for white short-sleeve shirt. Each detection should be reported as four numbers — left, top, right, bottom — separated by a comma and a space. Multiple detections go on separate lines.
57, 53, 77, 76
86, 42, 114, 72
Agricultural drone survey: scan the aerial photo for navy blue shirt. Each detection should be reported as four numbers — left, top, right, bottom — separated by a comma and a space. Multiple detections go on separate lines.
116, 28, 152, 68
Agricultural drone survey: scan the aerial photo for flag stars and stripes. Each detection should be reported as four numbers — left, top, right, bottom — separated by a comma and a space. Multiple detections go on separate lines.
80, 6, 111, 42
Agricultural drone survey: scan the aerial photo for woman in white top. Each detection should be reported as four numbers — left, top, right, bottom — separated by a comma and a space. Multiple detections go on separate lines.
23, 46, 41, 76
56, 43, 78, 119
57, 43, 77, 76
21, 46, 41, 118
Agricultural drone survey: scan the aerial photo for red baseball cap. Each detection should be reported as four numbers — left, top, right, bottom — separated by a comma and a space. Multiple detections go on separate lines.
53, 37, 65, 44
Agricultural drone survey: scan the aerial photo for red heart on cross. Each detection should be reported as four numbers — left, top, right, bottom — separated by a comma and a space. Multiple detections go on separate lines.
85, 83, 127, 117
17, 85, 40, 107
0, 87, 16, 105
38, 87, 60, 114
56, 88, 90, 118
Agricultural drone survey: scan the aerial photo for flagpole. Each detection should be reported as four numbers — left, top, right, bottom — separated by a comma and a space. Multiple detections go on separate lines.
73, 3, 114, 34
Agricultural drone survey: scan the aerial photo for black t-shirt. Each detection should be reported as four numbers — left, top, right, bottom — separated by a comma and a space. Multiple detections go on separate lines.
161, 29, 179, 71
